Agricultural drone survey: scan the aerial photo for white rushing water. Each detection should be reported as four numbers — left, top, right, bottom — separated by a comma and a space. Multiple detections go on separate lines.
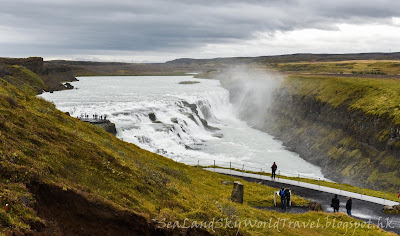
39, 75, 325, 179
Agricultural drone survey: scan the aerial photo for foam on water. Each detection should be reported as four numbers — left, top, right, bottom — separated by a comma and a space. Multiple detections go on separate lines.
40, 75, 325, 178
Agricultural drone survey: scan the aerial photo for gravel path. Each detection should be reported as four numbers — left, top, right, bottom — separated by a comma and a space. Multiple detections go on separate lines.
210, 170, 400, 235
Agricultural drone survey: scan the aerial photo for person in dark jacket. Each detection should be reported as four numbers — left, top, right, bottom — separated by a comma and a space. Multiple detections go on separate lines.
346, 197, 352, 216
279, 187, 286, 210
285, 188, 291, 207
271, 162, 277, 179
331, 194, 340, 212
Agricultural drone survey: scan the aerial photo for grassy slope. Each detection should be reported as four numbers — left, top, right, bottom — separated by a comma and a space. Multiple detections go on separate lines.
0, 66, 393, 235
284, 75, 400, 129
271, 60, 400, 75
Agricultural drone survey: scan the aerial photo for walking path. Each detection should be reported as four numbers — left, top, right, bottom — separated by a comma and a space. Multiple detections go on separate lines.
205, 168, 399, 206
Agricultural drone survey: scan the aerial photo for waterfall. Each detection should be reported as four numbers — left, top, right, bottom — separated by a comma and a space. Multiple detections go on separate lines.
39, 75, 325, 178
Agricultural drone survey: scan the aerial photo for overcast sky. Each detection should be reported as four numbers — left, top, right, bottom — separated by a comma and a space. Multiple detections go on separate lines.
1, 0, 400, 62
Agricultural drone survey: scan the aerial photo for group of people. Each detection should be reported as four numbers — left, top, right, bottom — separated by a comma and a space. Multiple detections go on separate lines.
272, 161, 354, 216
79, 113, 108, 120
279, 187, 291, 210
331, 194, 352, 216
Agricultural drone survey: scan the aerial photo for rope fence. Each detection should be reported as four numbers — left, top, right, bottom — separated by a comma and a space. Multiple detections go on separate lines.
180, 159, 397, 202
182, 159, 325, 182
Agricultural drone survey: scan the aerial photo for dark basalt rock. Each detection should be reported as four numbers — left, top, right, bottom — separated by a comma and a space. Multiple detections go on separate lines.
148, 112, 156, 122
181, 101, 220, 131
102, 122, 117, 135
82, 119, 117, 135
171, 118, 178, 124
64, 82, 74, 89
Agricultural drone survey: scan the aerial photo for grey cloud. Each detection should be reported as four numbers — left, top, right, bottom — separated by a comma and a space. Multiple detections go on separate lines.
1, 0, 400, 58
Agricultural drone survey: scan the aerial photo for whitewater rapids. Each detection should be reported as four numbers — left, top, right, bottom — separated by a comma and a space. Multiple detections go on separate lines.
39, 75, 325, 179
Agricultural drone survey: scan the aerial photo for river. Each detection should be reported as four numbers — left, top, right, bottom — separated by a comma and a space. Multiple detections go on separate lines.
39, 75, 325, 179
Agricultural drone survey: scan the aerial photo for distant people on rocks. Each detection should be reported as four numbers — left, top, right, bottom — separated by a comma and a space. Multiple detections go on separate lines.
284, 188, 291, 207
331, 194, 340, 212
279, 187, 286, 210
79, 114, 108, 120
271, 162, 277, 179
346, 197, 352, 216
398, 192, 400, 198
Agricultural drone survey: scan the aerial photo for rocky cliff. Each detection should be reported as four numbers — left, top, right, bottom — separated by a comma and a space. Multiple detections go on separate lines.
41, 63, 77, 92
0, 57, 77, 93
213, 69, 400, 191
264, 76, 400, 191
0, 57, 44, 73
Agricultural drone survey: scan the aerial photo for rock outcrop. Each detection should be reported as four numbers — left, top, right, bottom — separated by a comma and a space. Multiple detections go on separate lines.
0, 57, 77, 93
41, 64, 77, 92
84, 119, 117, 135
0, 57, 43, 73
148, 112, 157, 122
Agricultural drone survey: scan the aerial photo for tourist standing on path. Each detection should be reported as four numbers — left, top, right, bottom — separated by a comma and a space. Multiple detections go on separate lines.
346, 197, 352, 216
331, 194, 340, 212
284, 188, 291, 207
271, 162, 277, 179
279, 187, 286, 210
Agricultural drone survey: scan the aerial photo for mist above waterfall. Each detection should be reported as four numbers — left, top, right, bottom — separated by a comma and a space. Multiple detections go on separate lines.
211, 66, 283, 129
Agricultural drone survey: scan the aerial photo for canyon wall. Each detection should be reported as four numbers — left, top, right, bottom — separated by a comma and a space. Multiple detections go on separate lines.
266, 88, 400, 190
217, 71, 400, 191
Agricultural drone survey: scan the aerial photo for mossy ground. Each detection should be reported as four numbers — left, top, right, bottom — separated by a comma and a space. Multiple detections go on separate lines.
0, 65, 394, 235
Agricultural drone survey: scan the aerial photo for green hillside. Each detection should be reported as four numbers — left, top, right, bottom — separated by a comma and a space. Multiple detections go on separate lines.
0, 64, 393, 235
272, 60, 400, 75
